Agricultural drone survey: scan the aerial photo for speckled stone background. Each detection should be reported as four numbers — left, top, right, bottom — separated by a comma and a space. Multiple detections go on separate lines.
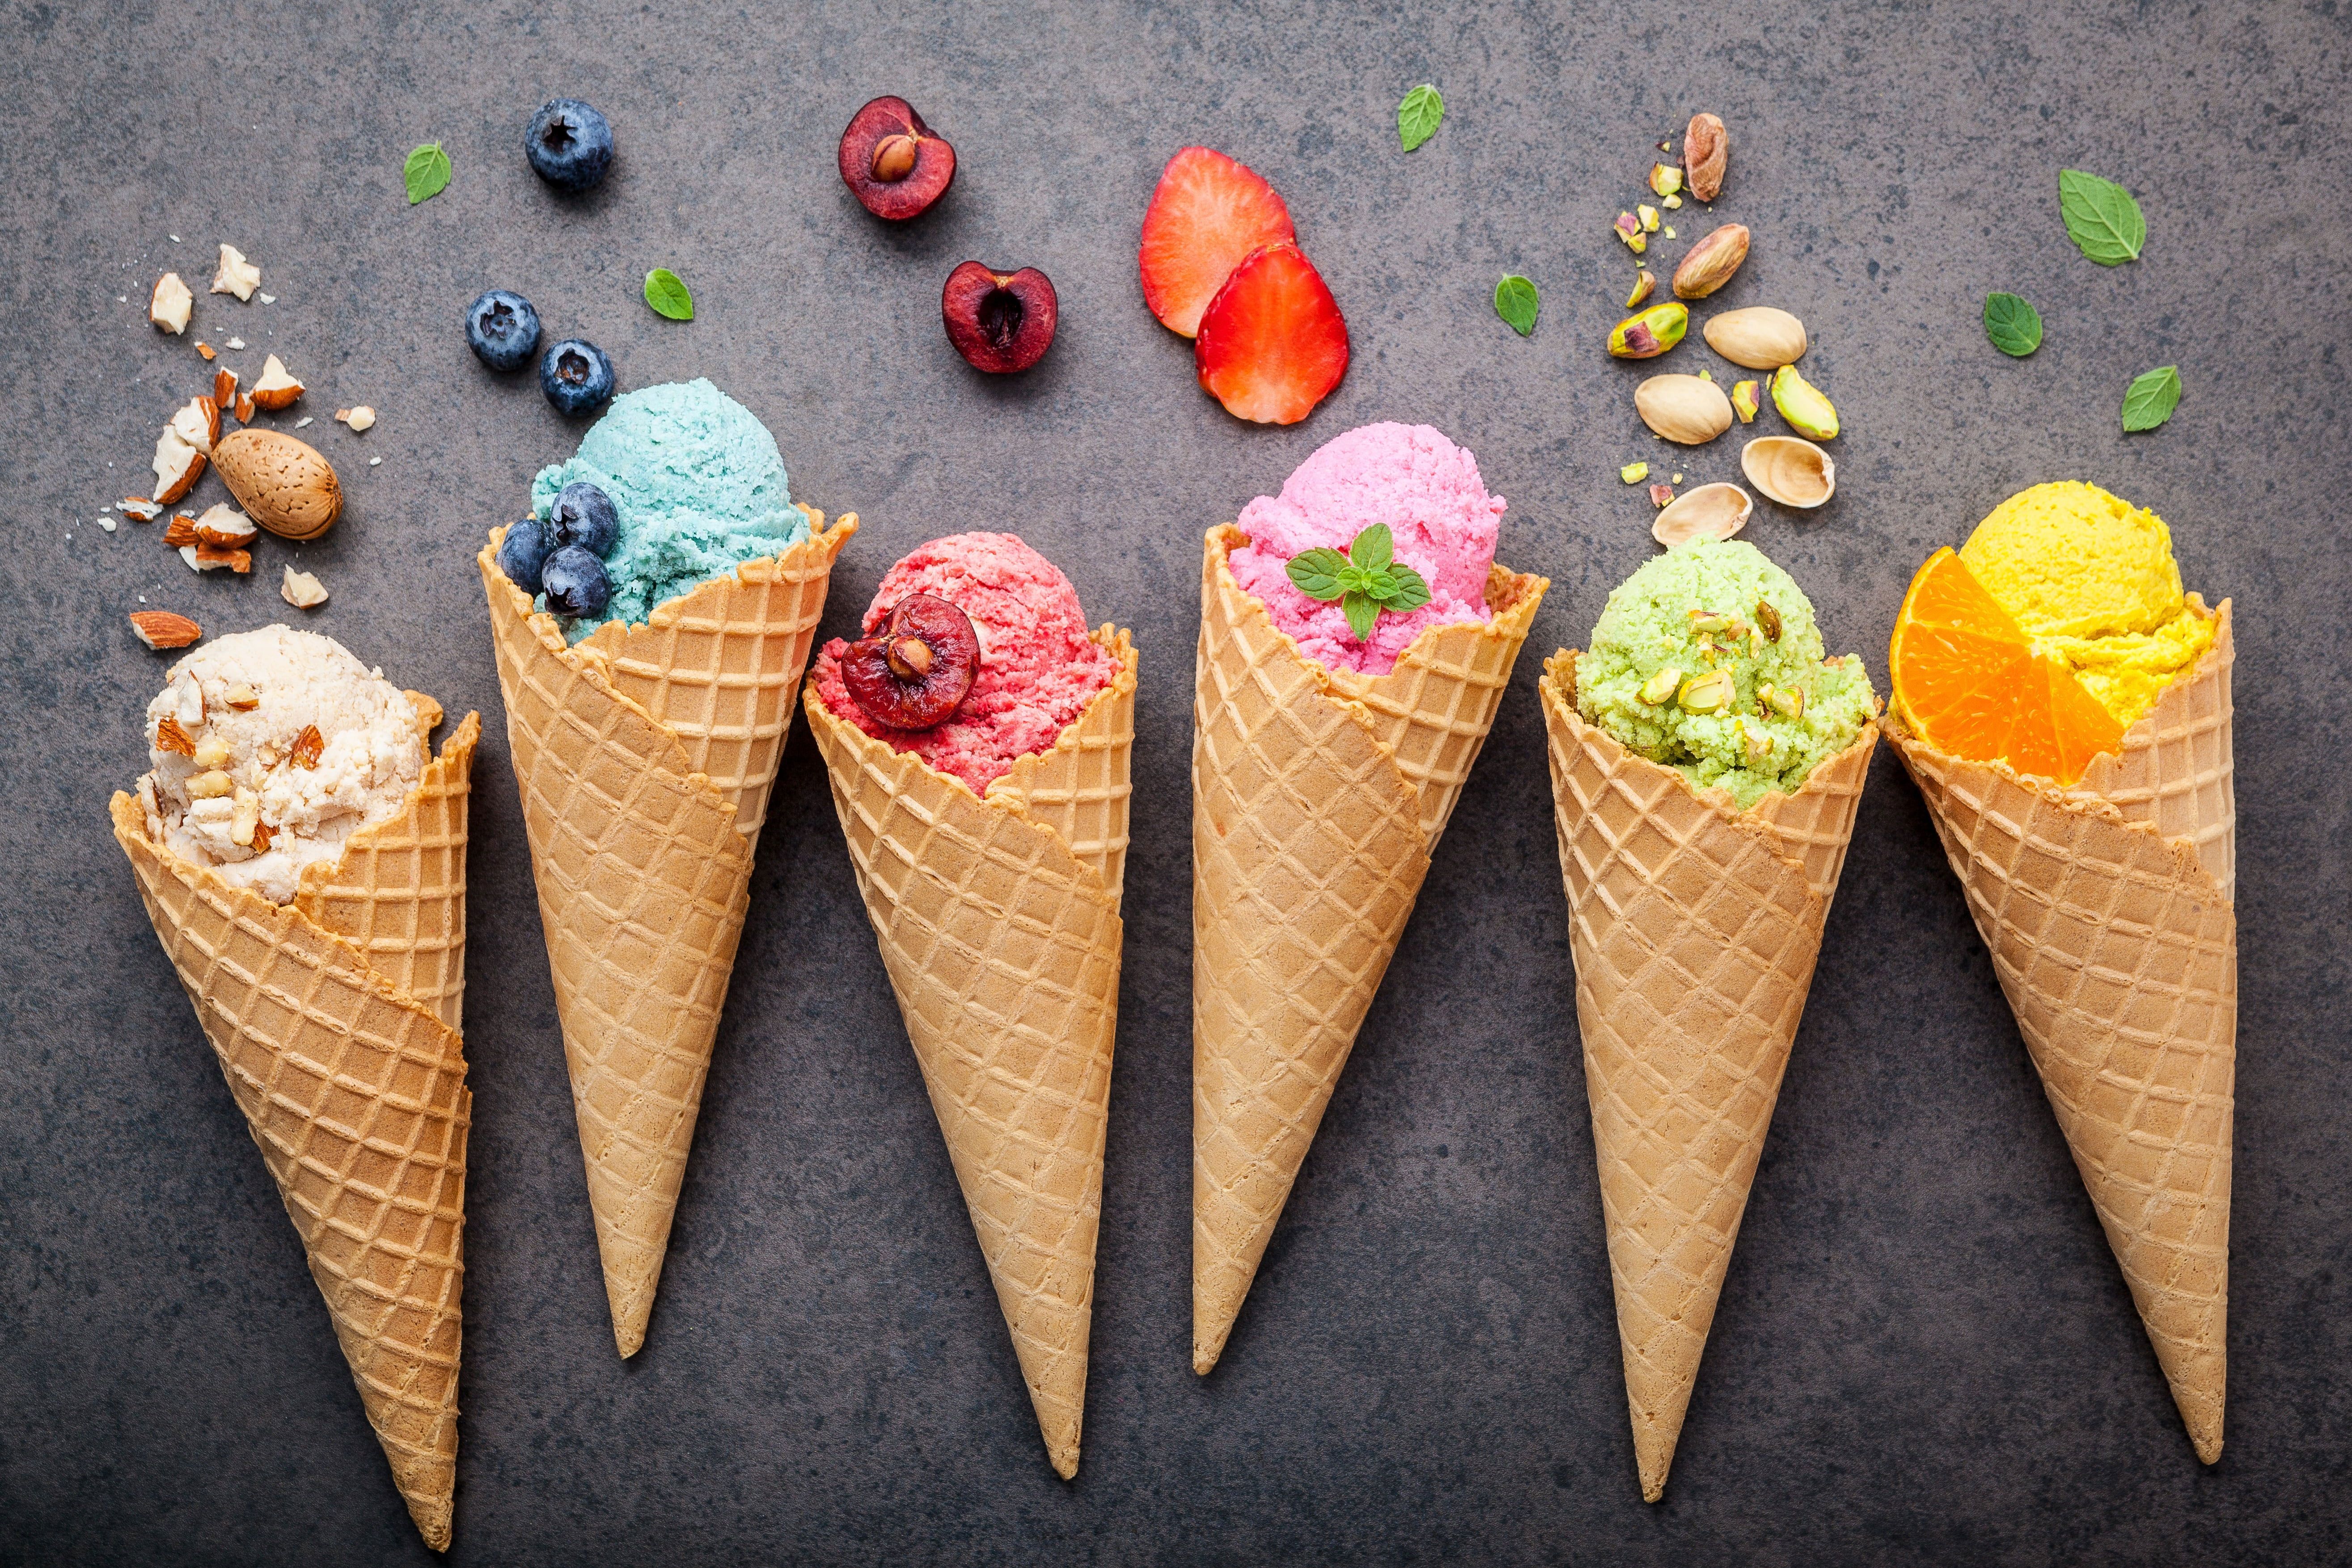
4, 1, 2348, 1562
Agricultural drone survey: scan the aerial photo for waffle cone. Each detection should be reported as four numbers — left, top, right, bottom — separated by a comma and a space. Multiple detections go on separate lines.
1889, 601, 2237, 1463
805, 628, 1137, 1479
479, 512, 853, 1356
1542, 650, 1876, 1502
110, 701, 480, 1551
1191, 524, 1547, 1374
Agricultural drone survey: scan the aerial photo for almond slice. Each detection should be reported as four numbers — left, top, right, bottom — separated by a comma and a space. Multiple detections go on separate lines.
196, 341, 216, 361
192, 542, 253, 574
151, 431, 206, 505
162, 514, 199, 547
153, 713, 198, 755
212, 244, 260, 301
234, 393, 254, 423
212, 367, 239, 408
149, 273, 193, 334
289, 724, 324, 769
248, 354, 303, 411
128, 611, 202, 650
223, 683, 260, 710
118, 497, 163, 522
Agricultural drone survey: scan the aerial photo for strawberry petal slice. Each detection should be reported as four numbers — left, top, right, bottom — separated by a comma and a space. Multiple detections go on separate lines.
1193, 241, 1349, 426
1140, 147, 1296, 338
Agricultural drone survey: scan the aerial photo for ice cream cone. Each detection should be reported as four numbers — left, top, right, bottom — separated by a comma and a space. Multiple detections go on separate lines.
1542, 650, 1876, 1502
1191, 524, 1547, 1374
478, 511, 854, 1356
110, 705, 480, 1551
804, 628, 1136, 1479
1889, 601, 2237, 1463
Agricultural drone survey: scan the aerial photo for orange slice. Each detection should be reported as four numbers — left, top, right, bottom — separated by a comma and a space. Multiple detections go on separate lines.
1890, 548, 2124, 785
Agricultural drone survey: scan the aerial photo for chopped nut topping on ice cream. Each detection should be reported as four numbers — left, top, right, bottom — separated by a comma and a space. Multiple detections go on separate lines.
135, 625, 427, 903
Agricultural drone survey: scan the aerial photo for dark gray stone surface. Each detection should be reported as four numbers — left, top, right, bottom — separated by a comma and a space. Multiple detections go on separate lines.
4, 1, 2348, 1561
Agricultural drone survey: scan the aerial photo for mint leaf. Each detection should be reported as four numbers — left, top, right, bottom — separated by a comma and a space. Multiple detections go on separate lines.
2059, 169, 2145, 265
1983, 292, 2042, 356
2121, 364, 2182, 432
1341, 589, 1381, 642
1379, 563, 1431, 613
1349, 523, 1393, 572
404, 142, 452, 205
1494, 274, 1539, 336
644, 268, 694, 321
1286, 548, 1350, 600
1397, 85, 1444, 152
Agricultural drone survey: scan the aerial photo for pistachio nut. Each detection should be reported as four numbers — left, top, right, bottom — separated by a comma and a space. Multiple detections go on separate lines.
1703, 306, 1808, 370
1754, 598, 1783, 642
1769, 364, 1840, 439
1648, 482, 1676, 507
1740, 435, 1836, 508
1608, 301, 1688, 359
1671, 223, 1750, 300
1649, 163, 1683, 198
1684, 112, 1728, 202
1620, 461, 1650, 484
1739, 717, 1773, 765
1638, 204, 1660, 232
1613, 212, 1647, 254
1633, 372, 1733, 444
1637, 667, 1684, 706
1676, 670, 1736, 714
1758, 681, 1805, 718
1624, 270, 1655, 308
1662, 194, 1683, 209
1731, 379, 1761, 422
1653, 483, 1751, 548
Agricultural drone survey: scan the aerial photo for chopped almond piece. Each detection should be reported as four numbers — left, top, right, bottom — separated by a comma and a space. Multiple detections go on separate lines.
223, 683, 260, 710
234, 393, 254, 423
341, 406, 376, 432
289, 724, 324, 769
249, 820, 274, 852
149, 273, 193, 334
280, 566, 329, 609
193, 503, 258, 547
151, 432, 206, 506
118, 497, 162, 522
162, 515, 198, 546
129, 611, 202, 650
249, 354, 303, 410
195, 342, 216, 361
212, 367, 238, 407
212, 244, 260, 300
193, 542, 253, 574
153, 714, 198, 756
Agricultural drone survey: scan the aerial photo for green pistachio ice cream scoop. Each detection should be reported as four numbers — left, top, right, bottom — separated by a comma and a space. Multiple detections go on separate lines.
1576, 537, 1876, 808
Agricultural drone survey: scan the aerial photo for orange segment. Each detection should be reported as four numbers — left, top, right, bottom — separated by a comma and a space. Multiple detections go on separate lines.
1890, 548, 2124, 785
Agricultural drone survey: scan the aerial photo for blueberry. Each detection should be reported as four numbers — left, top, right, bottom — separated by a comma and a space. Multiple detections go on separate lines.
548, 481, 619, 557
540, 338, 615, 416
540, 545, 612, 619
495, 516, 554, 592
466, 290, 541, 372
526, 98, 614, 193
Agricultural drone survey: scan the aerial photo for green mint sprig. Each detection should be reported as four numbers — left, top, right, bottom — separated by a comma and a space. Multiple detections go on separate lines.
2059, 169, 2145, 265
1285, 523, 1434, 641
644, 267, 694, 321
2121, 364, 2182, 432
1982, 292, 2041, 356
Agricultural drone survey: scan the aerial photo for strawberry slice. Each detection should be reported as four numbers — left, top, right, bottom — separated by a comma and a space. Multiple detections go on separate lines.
1193, 241, 1348, 425
1139, 147, 1296, 338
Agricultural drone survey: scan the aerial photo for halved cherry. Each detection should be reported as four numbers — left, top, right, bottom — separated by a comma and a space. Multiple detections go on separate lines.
841, 594, 981, 730
943, 262, 1058, 373
839, 96, 956, 220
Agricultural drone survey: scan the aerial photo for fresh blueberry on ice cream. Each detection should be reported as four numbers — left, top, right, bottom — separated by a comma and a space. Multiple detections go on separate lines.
517, 379, 812, 641
813, 532, 1118, 793
1225, 421, 1505, 675
133, 626, 431, 905
495, 515, 554, 594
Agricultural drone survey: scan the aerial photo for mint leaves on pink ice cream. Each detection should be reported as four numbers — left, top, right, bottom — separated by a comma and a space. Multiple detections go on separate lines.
1227, 422, 1504, 675
815, 532, 1117, 793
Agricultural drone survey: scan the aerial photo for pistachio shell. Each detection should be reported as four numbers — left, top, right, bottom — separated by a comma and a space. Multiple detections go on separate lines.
211, 428, 343, 541
1634, 374, 1733, 445
1652, 482, 1752, 546
1702, 306, 1808, 370
1740, 436, 1836, 509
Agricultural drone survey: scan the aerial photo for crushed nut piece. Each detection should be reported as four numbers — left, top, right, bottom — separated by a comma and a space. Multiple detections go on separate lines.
212, 368, 238, 407
149, 273, 193, 334
154, 714, 198, 756
339, 406, 376, 431
280, 566, 329, 609
192, 542, 253, 574
225, 336, 246, 351
163, 515, 199, 547
1620, 461, 1650, 484
1755, 599, 1783, 642
194, 503, 258, 547
1649, 482, 1675, 507
249, 819, 275, 852
230, 791, 262, 847
118, 497, 163, 522
195, 341, 216, 361
130, 611, 202, 651
212, 244, 261, 301
187, 770, 235, 799
223, 683, 260, 710
235, 393, 254, 423
249, 354, 303, 410
290, 725, 324, 769
193, 735, 232, 769
173, 675, 204, 730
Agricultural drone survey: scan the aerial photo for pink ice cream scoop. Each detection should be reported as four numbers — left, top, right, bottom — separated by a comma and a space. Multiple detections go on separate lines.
815, 531, 1118, 793
1226, 421, 1505, 676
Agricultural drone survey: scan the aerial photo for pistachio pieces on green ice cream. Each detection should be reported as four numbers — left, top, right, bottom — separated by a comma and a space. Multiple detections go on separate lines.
1576, 536, 1875, 808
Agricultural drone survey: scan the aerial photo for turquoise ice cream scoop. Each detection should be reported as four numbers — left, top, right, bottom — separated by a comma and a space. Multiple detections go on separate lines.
529, 378, 811, 639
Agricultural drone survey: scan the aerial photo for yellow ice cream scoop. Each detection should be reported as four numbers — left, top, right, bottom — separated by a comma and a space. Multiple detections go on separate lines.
1959, 481, 2214, 728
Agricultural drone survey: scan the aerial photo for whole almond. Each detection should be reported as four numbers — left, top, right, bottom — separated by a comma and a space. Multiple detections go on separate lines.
1703, 306, 1809, 370
211, 428, 342, 540
1672, 224, 1750, 300
1634, 374, 1735, 445
1684, 112, 1727, 202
